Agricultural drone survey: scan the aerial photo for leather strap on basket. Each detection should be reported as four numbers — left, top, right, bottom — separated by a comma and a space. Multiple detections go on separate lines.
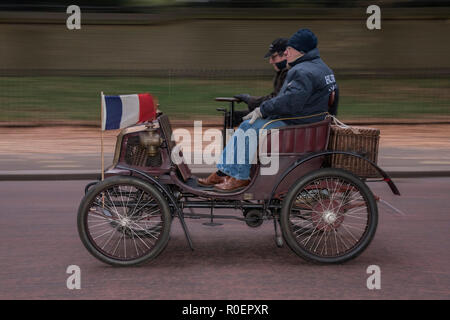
329, 115, 360, 134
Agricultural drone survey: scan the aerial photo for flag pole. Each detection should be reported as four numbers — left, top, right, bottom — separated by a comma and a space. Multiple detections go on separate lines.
100, 91, 105, 182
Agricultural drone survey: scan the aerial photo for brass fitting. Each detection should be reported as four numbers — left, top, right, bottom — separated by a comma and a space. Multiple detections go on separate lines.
140, 129, 163, 157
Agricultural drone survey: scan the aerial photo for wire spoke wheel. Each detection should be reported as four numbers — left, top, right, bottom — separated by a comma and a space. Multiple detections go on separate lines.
77, 176, 171, 266
280, 168, 378, 264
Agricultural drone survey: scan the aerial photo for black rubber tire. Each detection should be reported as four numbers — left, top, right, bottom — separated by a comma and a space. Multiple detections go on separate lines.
280, 168, 378, 264
77, 176, 171, 267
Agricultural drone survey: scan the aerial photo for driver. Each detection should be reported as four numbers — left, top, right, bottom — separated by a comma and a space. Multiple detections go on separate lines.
231, 38, 289, 126
199, 28, 337, 192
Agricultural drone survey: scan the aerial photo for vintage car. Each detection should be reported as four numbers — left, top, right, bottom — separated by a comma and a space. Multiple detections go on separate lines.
77, 97, 400, 266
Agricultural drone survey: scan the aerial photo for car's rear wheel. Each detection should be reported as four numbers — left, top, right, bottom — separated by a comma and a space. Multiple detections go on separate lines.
280, 168, 378, 264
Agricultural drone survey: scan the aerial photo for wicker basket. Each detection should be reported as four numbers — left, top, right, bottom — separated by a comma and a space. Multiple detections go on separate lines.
327, 125, 380, 178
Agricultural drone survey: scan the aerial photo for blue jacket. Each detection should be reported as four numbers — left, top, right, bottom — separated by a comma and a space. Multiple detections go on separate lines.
259, 48, 337, 125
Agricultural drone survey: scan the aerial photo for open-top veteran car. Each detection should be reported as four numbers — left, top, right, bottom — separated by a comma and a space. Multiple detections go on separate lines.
77, 96, 400, 266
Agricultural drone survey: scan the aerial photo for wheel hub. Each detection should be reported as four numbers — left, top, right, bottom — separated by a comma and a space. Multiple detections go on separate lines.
311, 199, 345, 232
120, 218, 130, 227
323, 211, 337, 224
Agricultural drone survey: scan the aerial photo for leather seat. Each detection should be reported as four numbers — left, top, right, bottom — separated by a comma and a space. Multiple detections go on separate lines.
263, 118, 331, 155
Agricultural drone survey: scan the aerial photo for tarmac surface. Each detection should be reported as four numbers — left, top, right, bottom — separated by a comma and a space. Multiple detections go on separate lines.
0, 178, 449, 299
0, 123, 449, 300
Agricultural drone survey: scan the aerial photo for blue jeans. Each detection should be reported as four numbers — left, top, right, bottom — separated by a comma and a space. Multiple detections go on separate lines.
217, 118, 287, 180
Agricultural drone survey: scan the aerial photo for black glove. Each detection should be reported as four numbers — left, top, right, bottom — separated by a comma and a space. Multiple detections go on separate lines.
234, 94, 251, 104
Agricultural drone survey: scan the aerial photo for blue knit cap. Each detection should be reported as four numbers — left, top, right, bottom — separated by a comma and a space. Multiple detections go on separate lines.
287, 28, 318, 53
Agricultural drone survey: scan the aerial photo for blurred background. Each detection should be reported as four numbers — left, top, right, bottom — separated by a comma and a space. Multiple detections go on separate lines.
0, 0, 449, 125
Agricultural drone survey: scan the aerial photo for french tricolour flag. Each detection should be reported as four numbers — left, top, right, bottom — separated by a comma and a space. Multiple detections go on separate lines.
101, 93, 156, 130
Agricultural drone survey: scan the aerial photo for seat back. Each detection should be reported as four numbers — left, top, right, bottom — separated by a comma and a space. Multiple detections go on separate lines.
264, 118, 331, 155
250, 119, 330, 198
328, 88, 339, 116
158, 114, 192, 181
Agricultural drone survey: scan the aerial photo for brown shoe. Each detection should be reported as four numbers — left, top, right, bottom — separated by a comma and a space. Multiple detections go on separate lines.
214, 176, 250, 192
197, 172, 226, 187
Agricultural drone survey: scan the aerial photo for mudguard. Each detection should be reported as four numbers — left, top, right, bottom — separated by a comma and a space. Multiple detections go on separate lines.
268, 150, 400, 207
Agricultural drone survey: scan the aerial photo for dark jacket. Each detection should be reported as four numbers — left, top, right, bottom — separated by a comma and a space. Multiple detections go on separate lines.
232, 68, 288, 126
247, 68, 288, 111
259, 48, 337, 125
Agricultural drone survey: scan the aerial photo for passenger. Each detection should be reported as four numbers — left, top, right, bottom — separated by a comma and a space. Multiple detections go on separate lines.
198, 28, 337, 192
232, 38, 289, 126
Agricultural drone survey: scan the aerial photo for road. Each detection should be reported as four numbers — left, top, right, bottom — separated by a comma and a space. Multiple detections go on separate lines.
0, 177, 449, 299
